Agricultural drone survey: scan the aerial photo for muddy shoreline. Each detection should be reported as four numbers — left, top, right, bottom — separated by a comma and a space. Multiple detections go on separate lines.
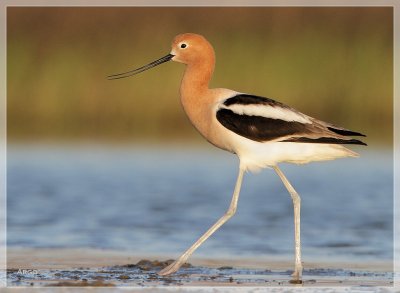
5, 248, 394, 288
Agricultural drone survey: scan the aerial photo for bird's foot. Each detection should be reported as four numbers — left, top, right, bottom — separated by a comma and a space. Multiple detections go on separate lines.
158, 260, 182, 276
289, 265, 303, 284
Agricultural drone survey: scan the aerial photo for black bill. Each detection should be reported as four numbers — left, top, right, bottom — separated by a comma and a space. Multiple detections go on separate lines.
107, 54, 174, 80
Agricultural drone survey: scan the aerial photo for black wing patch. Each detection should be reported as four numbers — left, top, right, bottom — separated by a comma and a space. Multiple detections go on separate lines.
216, 108, 313, 142
223, 94, 287, 108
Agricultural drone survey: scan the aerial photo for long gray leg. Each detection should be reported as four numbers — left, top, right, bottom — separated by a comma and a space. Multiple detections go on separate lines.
273, 165, 303, 282
158, 166, 245, 276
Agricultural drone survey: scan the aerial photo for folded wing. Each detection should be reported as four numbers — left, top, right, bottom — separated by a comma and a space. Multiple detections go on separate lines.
216, 94, 366, 145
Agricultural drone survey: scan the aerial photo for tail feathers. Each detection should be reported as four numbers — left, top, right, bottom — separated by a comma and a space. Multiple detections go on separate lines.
327, 126, 366, 137
282, 136, 367, 146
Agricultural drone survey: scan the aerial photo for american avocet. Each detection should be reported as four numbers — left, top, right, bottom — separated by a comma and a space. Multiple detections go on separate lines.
108, 33, 366, 283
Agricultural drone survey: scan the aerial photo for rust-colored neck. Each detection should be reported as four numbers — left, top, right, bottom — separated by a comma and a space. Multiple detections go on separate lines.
180, 53, 215, 98
179, 53, 216, 140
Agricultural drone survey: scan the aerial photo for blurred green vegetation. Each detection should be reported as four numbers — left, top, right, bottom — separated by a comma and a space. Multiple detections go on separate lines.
7, 7, 393, 145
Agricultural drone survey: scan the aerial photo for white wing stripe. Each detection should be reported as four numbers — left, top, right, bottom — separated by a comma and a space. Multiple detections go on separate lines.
223, 104, 312, 124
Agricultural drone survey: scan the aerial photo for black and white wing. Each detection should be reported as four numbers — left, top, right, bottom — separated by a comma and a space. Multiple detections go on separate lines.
216, 94, 366, 145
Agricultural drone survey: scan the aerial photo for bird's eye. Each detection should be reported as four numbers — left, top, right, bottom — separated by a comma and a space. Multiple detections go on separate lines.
180, 43, 187, 49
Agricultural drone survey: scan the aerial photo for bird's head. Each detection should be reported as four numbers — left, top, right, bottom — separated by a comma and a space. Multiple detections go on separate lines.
107, 33, 214, 80
170, 33, 215, 65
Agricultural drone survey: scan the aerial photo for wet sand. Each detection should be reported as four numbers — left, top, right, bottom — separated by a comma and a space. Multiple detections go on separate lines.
6, 248, 394, 288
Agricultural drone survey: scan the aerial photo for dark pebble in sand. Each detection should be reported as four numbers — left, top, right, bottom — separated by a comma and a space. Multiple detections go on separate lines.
120, 264, 136, 268
127, 259, 193, 271
136, 259, 169, 270
218, 266, 233, 270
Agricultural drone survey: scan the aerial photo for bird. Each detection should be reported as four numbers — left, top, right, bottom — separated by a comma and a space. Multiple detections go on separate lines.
108, 33, 366, 283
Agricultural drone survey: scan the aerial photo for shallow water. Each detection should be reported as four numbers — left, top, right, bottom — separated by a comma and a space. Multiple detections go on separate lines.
7, 144, 393, 261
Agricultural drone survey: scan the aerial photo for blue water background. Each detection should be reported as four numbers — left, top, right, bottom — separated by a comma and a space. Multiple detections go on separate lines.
7, 144, 393, 261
